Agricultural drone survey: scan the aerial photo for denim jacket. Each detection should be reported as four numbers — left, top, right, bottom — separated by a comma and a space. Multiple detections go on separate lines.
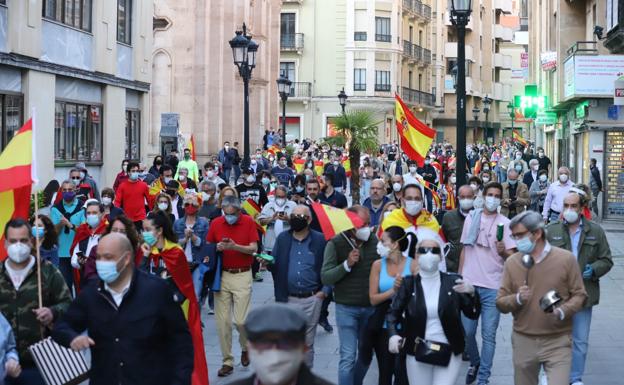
173, 217, 209, 264
0, 312, 18, 382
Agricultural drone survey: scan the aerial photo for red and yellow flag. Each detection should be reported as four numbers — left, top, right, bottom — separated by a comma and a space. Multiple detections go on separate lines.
241, 198, 266, 234
395, 94, 436, 167
267, 145, 280, 156
148, 240, 209, 385
342, 157, 351, 177
0, 119, 34, 260
314, 160, 325, 176
189, 134, 196, 161
512, 130, 528, 146
380, 207, 444, 241
293, 158, 305, 174
310, 202, 364, 240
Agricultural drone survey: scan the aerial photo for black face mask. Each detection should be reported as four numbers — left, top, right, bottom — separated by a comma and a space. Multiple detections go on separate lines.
290, 217, 309, 232
166, 190, 177, 199
155, 160, 162, 166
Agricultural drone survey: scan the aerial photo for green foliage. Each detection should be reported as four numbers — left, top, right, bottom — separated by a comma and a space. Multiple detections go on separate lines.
29, 191, 46, 218
323, 109, 381, 153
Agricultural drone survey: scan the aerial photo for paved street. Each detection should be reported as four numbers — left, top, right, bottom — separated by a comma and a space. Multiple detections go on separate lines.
204, 227, 624, 385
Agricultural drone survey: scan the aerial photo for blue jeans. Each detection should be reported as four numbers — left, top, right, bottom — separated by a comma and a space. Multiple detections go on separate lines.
462, 286, 501, 385
223, 167, 232, 184
570, 306, 593, 383
335, 304, 375, 385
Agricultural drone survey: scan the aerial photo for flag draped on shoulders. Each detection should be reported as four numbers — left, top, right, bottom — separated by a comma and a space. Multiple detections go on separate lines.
0, 119, 34, 260
314, 161, 325, 176
380, 207, 445, 241
148, 240, 209, 385
310, 202, 364, 240
395, 94, 436, 167
293, 158, 305, 173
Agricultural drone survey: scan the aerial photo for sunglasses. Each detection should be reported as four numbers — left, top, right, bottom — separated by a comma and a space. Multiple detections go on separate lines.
417, 247, 441, 254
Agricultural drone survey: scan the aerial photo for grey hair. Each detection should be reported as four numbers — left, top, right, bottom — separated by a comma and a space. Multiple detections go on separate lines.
61, 179, 76, 188
509, 211, 545, 236
221, 195, 241, 209
528, 159, 539, 166
178, 167, 189, 174
507, 168, 519, 177
293, 204, 311, 216
199, 180, 216, 191
274, 185, 288, 195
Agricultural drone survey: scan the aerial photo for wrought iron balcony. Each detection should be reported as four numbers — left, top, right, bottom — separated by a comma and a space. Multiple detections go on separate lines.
287, 82, 312, 98
401, 87, 434, 106
280, 33, 304, 51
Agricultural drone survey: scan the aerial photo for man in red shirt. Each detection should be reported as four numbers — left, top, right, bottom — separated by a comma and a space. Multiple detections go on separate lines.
206, 195, 258, 378
114, 162, 151, 231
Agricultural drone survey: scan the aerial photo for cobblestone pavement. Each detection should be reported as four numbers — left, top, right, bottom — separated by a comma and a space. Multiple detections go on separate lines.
205, 227, 624, 385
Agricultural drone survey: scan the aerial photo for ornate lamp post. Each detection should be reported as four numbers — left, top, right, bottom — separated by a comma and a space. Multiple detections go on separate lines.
483, 95, 492, 142
338, 87, 348, 114
229, 23, 259, 167
276, 75, 292, 147
450, 0, 472, 187
507, 101, 515, 139
472, 106, 480, 142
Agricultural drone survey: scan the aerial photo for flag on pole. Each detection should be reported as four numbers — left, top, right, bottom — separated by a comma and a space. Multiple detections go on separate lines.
512, 130, 528, 146
310, 202, 364, 240
395, 94, 436, 167
0, 119, 34, 260
189, 134, 196, 161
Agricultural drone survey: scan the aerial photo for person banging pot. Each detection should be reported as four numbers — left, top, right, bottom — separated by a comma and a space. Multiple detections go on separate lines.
386, 228, 480, 385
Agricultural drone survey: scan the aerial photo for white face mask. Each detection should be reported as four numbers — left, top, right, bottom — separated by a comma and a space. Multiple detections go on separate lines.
274, 198, 286, 207
158, 202, 169, 211
246, 175, 256, 184
355, 227, 371, 241
539, 174, 547, 182
392, 182, 402, 192
101, 197, 112, 206
563, 209, 579, 224
485, 196, 501, 212
7, 242, 31, 264
459, 198, 474, 212
559, 174, 569, 183
482, 176, 490, 183
404, 200, 423, 216
470, 183, 479, 191
409, 166, 417, 174
206, 171, 215, 179
249, 347, 303, 385
450, 176, 457, 184
201, 192, 211, 202
376, 242, 390, 257
418, 251, 440, 273
178, 175, 187, 181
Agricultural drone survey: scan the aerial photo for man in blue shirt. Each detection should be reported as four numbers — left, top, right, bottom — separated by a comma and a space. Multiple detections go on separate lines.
319, 174, 347, 209
271, 156, 294, 187
265, 205, 329, 368
50, 180, 85, 294
363, 179, 390, 227
323, 156, 348, 193
217, 141, 235, 184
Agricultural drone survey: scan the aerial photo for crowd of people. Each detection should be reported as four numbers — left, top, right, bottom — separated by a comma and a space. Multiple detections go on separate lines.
0, 136, 613, 385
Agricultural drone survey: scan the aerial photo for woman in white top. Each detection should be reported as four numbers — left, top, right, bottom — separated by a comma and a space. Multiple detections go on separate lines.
387, 228, 480, 385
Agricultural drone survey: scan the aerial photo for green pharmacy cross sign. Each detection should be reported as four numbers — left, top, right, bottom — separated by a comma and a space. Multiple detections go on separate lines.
514, 84, 548, 119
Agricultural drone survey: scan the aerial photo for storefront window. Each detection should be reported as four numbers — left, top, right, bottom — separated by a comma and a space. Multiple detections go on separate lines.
54, 101, 102, 163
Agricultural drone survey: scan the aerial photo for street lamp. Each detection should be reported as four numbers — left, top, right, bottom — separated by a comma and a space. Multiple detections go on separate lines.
276, 74, 292, 147
483, 95, 492, 142
472, 106, 480, 142
338, 87, 348, 114
229, 23, 259, 167
450, 0, 472, 188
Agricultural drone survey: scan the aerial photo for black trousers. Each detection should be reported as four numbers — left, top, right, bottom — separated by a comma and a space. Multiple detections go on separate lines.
354, 328, 408, 385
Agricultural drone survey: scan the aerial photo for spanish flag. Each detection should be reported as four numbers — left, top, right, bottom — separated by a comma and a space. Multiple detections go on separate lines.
147, 240, 209, 385
293, 158, 305, 173
241, 198, 266, 234
380, 207, 444, 240
314, 160, 325, 176
311, 202, 364, 240
342, 157, 351, 177
512, 130, 528, 147
395, 94, 436, 166
189, 134, 196, 161
0, 119, 35, 260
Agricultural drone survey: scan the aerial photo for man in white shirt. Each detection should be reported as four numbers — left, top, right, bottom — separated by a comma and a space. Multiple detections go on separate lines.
258, 186, 296, 253
542, 167, 574, 222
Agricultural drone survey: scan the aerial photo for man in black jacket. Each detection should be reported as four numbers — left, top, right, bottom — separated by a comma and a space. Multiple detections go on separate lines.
52, 233, 194, 385
228, 303, 334, 385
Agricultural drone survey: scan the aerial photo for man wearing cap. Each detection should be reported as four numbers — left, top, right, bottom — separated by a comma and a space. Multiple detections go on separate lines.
73, 162, 100, 200
228, 303, 334, 385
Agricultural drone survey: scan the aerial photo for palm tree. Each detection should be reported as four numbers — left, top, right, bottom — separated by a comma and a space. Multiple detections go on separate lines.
323, 109, 381, 204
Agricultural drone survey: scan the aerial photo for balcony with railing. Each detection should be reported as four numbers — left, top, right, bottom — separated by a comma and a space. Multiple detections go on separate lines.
401, 87, 435, 107
282, 0, 303, 3
494, 0, 512, 14
403, 40, 430, 65
403, 0, 431, 22
422, 48, 431, 65
280, 33, 304, 52
287, 82, 312, 98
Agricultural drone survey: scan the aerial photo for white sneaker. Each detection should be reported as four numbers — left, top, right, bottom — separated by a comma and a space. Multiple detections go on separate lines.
570, 382, 584, 385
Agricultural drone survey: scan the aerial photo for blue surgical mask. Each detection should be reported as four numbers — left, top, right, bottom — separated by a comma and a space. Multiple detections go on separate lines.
86, 214, 100, 228
142, 231, 157, 246
261, 177, 270, 185
225, 214, 239, 225
508, 179, 517, 186
31, 226, 45, 239
516, 236, 536, 254
96, 259, 121, 283
129, 172, 140, 181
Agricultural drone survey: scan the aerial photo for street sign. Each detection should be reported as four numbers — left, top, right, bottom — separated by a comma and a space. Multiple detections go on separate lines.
535, 112, 557, 125
160, 113, 179, 137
